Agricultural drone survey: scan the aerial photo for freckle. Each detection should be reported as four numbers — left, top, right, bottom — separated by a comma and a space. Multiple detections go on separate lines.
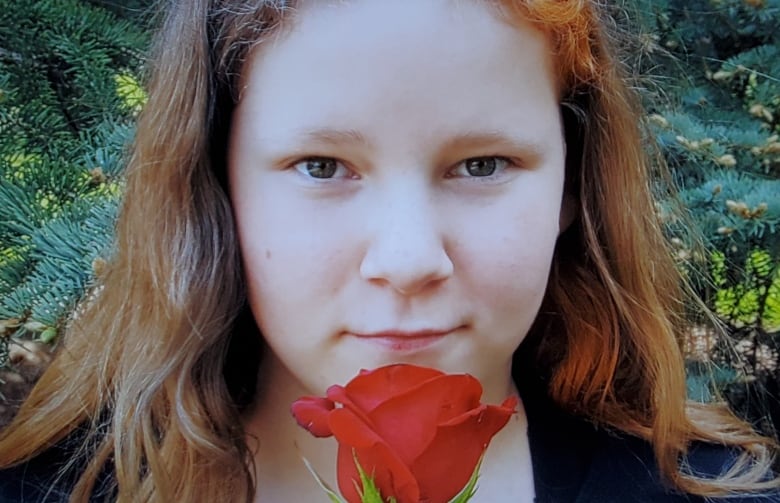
265, 249, 272, 259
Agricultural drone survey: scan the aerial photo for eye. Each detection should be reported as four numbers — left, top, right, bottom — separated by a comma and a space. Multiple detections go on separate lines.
450, 157, 511, 178
293, 157, 352, 179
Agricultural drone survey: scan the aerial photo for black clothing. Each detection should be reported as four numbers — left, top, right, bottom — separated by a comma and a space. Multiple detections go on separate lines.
524, 382, 779, 502
0, 427, 115, 502
1, 395, 778, 502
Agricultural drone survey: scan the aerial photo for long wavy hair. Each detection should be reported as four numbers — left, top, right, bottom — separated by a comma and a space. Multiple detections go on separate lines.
0, 0, 777, 501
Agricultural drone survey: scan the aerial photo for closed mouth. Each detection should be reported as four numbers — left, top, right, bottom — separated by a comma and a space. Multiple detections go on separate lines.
351, 328, 457, 352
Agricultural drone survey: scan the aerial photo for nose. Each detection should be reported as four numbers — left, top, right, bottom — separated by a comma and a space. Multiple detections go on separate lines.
359, 187, 453, 296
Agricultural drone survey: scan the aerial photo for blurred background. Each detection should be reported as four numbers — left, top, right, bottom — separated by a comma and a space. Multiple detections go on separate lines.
0, 0, 778, 440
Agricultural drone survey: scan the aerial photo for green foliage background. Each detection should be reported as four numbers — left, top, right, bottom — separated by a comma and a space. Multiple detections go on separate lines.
0, 0, 149, 347
628, 0, 780, 434
0, 0, 778, 433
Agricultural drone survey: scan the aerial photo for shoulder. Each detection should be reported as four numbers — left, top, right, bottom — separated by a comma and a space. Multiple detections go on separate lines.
0, 430, 115, 503
523, 387, 779, 502
0, 448, 79, 502
0, 467, 69, 503
582, 430, 778, 503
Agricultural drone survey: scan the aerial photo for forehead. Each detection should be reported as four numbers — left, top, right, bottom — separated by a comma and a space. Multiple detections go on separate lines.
233, 0, 561, 151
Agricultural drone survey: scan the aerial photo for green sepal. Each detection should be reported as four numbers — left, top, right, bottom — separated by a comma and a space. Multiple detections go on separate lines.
353, 452, 397, 503
303, 450, 480, 503
447, 455, 483, 503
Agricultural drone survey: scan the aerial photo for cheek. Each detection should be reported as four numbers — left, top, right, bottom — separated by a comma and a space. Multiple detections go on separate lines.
232, 191, 357, 329
467, 239, 556, 310
452, 200, 561, 321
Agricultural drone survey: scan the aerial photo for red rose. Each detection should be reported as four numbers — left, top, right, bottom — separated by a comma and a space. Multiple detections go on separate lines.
291, 364, 518, 503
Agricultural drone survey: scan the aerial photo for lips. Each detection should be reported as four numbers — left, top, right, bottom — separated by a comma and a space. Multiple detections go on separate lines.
351, 328, 456, 352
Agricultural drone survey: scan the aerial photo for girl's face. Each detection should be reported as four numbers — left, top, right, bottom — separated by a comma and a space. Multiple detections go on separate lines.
228, 0, 567, 401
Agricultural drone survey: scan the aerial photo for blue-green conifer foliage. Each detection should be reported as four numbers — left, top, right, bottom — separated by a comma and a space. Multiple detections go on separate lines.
0, 0, 149, 361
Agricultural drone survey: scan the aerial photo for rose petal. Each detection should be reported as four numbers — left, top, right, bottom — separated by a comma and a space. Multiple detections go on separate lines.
328, 407, 381, 449
327, 385, 377, 429
410, 402, 515, 502
291, 366, 519, 503
437, 397, 518, 428
366, 374, 483, 464
501, 395, 519, 411
329, 408, 420, 503
343, 364, 445, 412
290, 396, 335, 438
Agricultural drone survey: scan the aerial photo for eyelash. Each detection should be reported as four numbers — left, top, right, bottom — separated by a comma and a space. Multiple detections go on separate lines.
447, 156, 513, 179
291, 156, 515, 180
292, 157, 354, 180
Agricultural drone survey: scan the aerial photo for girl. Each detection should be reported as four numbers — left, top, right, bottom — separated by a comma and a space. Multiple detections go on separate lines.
1, 0, 778, 501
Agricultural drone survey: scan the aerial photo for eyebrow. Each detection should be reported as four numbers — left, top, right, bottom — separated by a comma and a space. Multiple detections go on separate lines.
295, 127, 372, 148
288, 127, 548, 160
438, 130, 548, 160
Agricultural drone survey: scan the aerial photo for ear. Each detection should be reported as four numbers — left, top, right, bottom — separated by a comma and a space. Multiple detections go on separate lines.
559, 192, 577, 234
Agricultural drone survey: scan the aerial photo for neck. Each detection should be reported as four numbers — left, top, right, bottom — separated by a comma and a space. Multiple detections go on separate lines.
244, 355, 341, 502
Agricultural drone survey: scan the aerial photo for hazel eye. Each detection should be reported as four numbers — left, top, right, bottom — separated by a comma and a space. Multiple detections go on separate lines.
293, 157, 351, 179
451, 157, 510, 178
